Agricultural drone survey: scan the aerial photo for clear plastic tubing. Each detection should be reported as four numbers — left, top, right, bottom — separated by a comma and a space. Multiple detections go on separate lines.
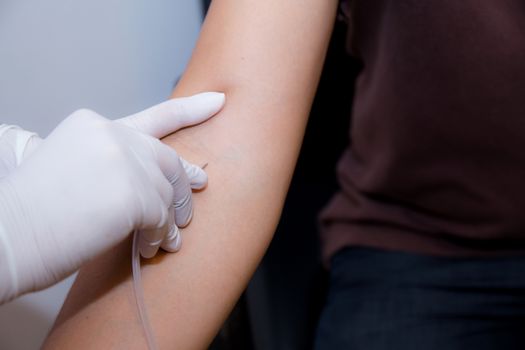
132, 229, 159, 350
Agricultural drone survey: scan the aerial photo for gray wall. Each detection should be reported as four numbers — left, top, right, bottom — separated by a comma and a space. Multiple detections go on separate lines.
0, 1, 202, 348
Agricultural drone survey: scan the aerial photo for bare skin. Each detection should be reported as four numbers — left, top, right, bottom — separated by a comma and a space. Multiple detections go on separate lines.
43, 1, 338, 349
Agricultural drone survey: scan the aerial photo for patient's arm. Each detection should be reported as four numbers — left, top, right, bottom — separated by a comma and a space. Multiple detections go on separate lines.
43, 1, 338, 349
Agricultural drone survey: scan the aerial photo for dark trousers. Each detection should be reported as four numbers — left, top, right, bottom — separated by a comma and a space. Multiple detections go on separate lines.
315, 247, 525, 350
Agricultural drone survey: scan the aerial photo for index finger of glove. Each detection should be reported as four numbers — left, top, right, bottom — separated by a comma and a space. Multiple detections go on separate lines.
116, 92, 225, 138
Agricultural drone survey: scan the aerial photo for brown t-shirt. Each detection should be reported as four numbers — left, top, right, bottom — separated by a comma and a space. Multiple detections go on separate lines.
320, 0, 525, 265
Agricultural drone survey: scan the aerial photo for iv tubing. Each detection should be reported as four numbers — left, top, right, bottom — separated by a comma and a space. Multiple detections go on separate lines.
132, 230, 159, 350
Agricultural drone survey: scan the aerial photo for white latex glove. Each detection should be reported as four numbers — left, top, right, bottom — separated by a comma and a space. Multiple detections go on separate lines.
0, 124, 42, 178
0, 92, 224, 303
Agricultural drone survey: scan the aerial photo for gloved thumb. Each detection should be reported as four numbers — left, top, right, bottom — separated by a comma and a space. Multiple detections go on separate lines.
116, 92, 225, 138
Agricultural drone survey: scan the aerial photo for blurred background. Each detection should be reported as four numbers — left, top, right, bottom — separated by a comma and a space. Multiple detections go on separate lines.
0, 1, 203, 348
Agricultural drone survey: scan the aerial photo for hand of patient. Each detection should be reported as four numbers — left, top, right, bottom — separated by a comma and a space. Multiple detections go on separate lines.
0, 92, 224, 303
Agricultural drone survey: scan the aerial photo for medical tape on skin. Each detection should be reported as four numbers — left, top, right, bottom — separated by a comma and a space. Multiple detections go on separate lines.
0, 218, 18, 302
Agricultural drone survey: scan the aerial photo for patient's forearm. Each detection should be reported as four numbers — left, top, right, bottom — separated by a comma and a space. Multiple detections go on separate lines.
44, 1, 337, 349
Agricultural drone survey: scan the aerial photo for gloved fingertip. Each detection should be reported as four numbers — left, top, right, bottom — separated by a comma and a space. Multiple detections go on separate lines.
189, 167, 208, 190
190, 92, 225, 113
179, 92, 225, 122
140, 241, 161, 259
161, 225, 182, 252
176, 206, 193, 228
172, 232, 182, 252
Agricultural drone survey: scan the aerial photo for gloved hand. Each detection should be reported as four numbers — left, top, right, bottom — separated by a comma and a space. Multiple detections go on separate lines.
0, 92, 225, 303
